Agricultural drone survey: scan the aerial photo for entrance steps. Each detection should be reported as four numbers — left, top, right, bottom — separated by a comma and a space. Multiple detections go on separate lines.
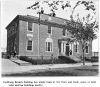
10, 57, 32, 66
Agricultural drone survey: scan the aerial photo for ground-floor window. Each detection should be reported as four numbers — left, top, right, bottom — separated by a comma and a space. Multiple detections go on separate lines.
86, 45, 89, 53
27, 40, 33, 51
74, 42, 78, 52
46, 42, 53, 52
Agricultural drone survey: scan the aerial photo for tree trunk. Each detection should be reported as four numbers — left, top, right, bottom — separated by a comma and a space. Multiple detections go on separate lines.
82, 49, 85, 65
81, 42, 85, 65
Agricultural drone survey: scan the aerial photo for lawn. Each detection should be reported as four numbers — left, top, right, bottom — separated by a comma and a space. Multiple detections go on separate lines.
2, 65, 99, 76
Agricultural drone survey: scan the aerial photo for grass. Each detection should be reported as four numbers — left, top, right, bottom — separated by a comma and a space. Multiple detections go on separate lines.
2, 65, 99, 77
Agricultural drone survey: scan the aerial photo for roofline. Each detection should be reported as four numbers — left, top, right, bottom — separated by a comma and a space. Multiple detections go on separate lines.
6, 15, 39, 29
6, 15, 19, 29
6, 14, 69, 30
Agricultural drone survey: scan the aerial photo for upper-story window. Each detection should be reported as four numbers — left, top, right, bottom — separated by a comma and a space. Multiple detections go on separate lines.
48, 26, 52, 35
63, 29, 67, 36
28, 22, 33, 32
63, 29, 65, 36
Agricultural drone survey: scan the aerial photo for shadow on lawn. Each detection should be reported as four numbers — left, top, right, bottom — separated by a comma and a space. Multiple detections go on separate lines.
2, 71, 77, 77
2, 65, 99, 77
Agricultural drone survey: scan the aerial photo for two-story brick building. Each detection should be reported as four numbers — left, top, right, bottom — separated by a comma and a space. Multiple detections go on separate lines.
6, 13, 92, 62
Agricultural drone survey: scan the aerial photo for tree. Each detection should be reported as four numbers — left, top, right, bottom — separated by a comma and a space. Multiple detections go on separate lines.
27, 1, 98, 65
67, 14, 97, 65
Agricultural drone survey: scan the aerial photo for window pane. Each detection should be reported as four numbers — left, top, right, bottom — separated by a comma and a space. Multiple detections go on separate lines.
27, 46, 32, 50
27, 40, 32, 51
28, 41, 32, 45
46, 41, 53, 52
48, 42, 50, 51
48, 26, 51, 34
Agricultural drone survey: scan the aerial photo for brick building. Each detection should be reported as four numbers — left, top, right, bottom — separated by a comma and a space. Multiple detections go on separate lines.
6, 14, 92, 61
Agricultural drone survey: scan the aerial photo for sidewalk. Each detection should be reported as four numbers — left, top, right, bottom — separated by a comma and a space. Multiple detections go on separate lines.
2, 59, 98, 75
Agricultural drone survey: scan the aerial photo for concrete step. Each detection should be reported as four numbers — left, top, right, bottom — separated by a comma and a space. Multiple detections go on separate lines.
11, 59, 32, 66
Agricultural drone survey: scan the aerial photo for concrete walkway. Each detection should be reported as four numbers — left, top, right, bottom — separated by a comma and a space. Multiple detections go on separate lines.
2, 59, 98, 74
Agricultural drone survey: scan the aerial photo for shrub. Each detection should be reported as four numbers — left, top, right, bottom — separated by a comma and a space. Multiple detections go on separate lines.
91, 56, 98, 62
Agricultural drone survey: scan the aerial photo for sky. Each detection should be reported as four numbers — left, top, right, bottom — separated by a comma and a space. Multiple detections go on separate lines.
1, 0, 99, 52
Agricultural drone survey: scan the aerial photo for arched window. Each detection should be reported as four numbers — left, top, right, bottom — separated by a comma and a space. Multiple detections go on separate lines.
45, 38, 53, 52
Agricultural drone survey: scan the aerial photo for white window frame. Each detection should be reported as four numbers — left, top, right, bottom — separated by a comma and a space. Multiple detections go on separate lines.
27, 22, 34, 32
26, 40, 33, 52
45, 41, 53, 52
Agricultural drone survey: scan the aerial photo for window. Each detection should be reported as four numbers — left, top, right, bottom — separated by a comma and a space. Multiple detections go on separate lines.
63, 29, 65, 36
75, 44, 77, 52
48, 26, 52, 34
45, 38, 53, 52
46, 42, 53, 52
63, 29, 67, 36
86, 45, 89, 53
28, 22, 33, 31
74, 42, 78, 53
27, 40, 33, 51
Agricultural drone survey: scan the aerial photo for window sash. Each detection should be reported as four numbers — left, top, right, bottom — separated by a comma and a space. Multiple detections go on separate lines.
86, 46, 88, 53
74, 43, 78, 52
46, 42, 53, 52
27, 40, 33, 51
48, 26, 52, 34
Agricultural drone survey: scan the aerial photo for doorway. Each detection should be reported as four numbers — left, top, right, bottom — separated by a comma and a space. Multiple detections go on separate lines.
66, 43, 69, 56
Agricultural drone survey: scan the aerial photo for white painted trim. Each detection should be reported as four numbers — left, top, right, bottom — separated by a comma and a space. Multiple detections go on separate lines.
45, 40, 53, 52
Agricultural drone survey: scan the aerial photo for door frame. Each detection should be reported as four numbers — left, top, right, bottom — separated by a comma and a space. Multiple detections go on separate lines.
66, 43, 69, 56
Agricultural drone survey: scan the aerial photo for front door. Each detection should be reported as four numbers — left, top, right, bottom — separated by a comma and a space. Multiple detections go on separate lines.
66, 43, 69, 56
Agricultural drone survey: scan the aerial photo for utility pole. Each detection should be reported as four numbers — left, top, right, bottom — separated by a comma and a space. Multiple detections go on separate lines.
37, 8, 44, 60
38, 11, 40, 60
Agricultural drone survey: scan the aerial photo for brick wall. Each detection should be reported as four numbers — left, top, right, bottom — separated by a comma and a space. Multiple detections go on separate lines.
19, 20, 38, 58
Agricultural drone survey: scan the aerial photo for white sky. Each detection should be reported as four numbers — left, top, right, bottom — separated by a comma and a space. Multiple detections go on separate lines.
0, 0, 99, 52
